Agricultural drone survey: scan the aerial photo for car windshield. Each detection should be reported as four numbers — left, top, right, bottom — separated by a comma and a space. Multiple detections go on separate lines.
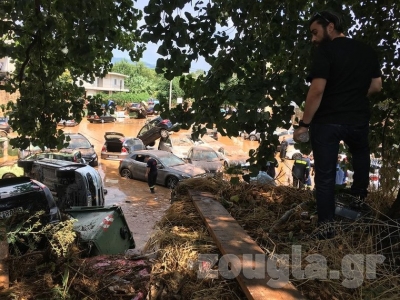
159, 154, 185, 167
192, 149, 219, 161
68, 137, 91, 148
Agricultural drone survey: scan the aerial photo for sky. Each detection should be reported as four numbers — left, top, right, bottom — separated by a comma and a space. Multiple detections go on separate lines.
112, 0, 211, 72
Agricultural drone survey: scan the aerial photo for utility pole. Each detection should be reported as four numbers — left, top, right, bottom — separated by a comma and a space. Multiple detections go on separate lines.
169, 80, 172, 110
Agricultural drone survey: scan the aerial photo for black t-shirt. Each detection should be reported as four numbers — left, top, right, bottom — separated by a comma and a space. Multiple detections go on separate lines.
146, 158, 158, 173
308, 37, 381, 124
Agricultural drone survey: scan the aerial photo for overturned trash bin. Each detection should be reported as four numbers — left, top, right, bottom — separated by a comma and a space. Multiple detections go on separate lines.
66, 205, 135, 256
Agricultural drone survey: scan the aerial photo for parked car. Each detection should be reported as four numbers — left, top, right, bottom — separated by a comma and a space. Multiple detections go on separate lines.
62, 133, 99, 167
101, 132, 146, 160
240, 130, 261, 141
185, 145, 224, 173
0, 160, 24, 178
119, 150, 206, 188
18, 143, 48, 159
18, 158, 105, 210
158, 134, 202, 159
57, 119, 78, 127
147, 99, 160, 115
0, 117, 11, 133
0, 177, 61, 223
217, 146, 250, 169
137, 117, 180, 147
87, 113, 116, 123
148, 116, 179, 131
128, 102, 147, 118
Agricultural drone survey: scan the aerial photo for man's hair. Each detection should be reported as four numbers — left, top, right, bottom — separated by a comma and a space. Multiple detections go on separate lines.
309, 10, 344, 33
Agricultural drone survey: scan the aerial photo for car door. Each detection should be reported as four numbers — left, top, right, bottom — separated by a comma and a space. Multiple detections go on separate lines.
129, 153, 147, 180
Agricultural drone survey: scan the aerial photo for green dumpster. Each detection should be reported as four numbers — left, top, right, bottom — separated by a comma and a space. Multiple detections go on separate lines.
66, 205, 135, 256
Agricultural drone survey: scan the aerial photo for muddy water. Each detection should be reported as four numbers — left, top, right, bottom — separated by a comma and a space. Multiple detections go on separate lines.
1, 114, 273, 252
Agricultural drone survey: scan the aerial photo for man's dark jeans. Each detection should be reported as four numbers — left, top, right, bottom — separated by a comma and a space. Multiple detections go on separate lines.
310, 123, 370, 225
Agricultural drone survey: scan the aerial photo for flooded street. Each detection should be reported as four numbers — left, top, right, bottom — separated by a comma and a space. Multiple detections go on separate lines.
1, 113, 294, 252
61, 115, 267, 251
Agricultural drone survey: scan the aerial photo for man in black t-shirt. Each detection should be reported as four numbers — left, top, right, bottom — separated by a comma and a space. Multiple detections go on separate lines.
145, 155, 158, 193
293, 10, 382, 238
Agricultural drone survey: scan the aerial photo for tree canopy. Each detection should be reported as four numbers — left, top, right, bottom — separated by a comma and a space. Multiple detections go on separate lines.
141, 0, 400, 172
0, 0, 144, 149
0, 0, 399, 182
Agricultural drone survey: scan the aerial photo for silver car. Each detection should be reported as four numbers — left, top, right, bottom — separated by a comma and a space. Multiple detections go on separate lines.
185, 145, 224, 173
119, 150, 206, 188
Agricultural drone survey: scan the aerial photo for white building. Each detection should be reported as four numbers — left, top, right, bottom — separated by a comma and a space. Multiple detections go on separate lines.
80, 72, 129, 97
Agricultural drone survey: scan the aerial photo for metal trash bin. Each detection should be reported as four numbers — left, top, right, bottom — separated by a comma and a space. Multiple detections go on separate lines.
66, 205, 135, 256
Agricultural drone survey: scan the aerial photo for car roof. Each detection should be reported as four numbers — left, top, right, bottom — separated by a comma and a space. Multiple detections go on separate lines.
190, 145, 215, 151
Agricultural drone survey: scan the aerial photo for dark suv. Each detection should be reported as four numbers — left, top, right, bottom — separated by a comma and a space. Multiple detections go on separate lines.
62, 133, 99, 167
0, 177, 61, 224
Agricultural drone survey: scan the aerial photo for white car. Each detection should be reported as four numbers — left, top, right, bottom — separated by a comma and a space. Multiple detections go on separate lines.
158, 134, 203, 159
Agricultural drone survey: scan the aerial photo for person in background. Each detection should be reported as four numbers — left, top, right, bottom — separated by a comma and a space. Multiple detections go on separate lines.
279, 137, 289, 162
145, 155, 158, 193
292, 153, 310, 189
293, 10, 382, 239
266, 157, 279, 178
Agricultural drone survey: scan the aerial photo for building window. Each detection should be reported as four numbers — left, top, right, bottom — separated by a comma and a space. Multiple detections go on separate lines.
114, 79, 117, 86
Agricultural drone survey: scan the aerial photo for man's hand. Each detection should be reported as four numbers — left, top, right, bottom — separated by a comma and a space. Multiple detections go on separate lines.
293, 127, 309, 143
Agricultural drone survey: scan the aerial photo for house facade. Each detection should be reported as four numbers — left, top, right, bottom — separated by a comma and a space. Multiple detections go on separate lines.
0, 56, 129, 105
80, 72, 129, 97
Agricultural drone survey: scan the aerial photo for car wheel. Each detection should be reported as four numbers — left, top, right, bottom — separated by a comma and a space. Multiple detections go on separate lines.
160, 129, 169, 139
166, 176, 179, 189
120, 168, 132, 179
148, 141, 156, 147
249, 135, 257, 141
91, 160, 99, 167
2, 173, 16, 179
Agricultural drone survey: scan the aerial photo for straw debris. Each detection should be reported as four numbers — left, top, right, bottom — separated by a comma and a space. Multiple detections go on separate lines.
147, 176, 400, 300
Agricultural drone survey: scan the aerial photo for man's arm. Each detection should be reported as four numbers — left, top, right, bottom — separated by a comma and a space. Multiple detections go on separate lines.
293, 78, 326, 142
301, 78, 327, 124
367, 77, 382, 96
